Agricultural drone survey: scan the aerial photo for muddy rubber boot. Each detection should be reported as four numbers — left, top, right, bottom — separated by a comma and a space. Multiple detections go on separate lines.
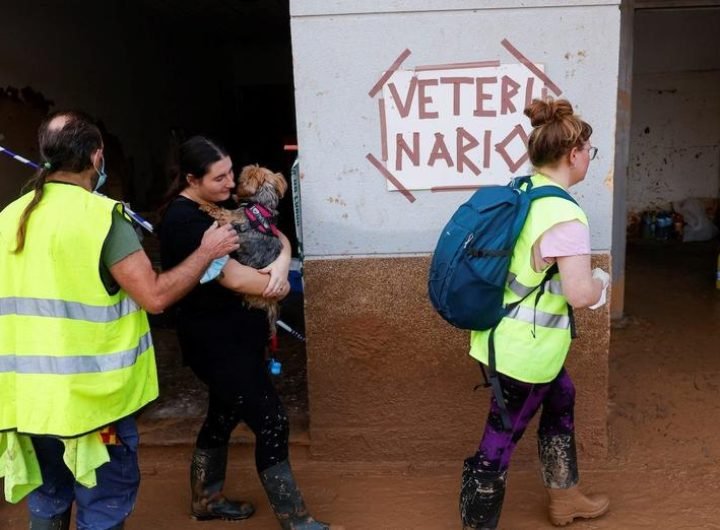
260, 459, 340, 530
538, 434, 609, 526
29, 510, 71, 530
459, 458, 507, 529
190, 446, 255, 521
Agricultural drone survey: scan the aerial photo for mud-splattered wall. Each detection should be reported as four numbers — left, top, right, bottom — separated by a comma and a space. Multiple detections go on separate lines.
304, 255, 610, 462
291, 0, 620, 461
628, 8, 720, 215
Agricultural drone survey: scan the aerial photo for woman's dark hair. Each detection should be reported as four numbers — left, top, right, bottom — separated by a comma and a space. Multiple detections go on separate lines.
524, 98, 593, 168
14, 110, 103, 252
158, 135, 229, 216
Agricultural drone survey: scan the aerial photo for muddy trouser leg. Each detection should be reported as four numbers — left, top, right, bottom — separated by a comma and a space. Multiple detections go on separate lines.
241, 381, 290, 474
536, 369, 578, 489
191, 389, 262, 520
462, 372, 552, 529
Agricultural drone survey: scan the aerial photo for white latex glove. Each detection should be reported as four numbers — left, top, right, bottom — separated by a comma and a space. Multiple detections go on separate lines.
588, 268, 610, 310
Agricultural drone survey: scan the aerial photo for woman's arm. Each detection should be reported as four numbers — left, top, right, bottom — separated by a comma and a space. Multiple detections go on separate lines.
259, 231, 292, 297
217, 258, 271, 295
556, 254, 604, 308
110, 222, 239, 314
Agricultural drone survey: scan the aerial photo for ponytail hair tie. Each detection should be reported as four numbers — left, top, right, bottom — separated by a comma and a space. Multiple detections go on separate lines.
42, 161, 52, 170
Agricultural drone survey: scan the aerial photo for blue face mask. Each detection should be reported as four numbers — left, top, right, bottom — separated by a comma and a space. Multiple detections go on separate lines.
93, 157, 108, 192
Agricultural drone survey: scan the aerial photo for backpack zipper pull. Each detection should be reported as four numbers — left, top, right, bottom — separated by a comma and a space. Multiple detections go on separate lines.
463, 233, 474, 248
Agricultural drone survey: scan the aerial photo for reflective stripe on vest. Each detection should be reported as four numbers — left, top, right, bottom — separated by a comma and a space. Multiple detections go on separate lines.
0, 296, 140, 322
505, 304, 570, 330
506, 272, 563, 298
0, 331, 152, 374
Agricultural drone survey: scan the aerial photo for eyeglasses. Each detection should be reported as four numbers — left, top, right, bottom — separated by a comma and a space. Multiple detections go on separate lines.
586, 146, 598, 160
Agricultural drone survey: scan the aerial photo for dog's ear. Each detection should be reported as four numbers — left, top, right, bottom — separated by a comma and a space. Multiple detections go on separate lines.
268, 171, 288, 198
236, 164, 262, 198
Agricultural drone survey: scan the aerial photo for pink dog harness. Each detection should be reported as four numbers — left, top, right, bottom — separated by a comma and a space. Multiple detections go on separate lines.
242, 202, 280, 237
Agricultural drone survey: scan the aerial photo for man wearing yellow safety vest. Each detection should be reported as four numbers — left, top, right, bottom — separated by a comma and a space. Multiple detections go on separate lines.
460, 98, 611, 529
0, 111, 240, 529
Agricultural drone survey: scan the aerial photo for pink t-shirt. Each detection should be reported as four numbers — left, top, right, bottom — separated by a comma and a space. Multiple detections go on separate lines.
532, 220, 590, 272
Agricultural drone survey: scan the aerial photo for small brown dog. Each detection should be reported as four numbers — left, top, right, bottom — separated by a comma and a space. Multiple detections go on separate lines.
200, 164, 288, 334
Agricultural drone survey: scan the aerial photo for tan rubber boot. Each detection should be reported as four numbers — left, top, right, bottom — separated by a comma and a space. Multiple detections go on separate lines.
546, 486, 609, 526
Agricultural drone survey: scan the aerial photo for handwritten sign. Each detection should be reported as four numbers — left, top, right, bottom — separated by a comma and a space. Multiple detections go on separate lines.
379, 64, 547, 191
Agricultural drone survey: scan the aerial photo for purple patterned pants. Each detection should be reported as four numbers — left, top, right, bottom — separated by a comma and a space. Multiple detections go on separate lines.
474, 368, 575, 472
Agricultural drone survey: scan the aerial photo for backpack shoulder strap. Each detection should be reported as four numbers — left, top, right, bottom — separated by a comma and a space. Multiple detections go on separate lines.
511, 175, 533, 190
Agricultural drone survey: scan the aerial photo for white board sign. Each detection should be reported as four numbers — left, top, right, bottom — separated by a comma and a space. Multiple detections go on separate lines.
379, 63, 547, 191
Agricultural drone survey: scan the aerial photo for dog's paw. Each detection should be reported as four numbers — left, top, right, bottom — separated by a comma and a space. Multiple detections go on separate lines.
199, 203, 222, 218
199, 204, 241, 227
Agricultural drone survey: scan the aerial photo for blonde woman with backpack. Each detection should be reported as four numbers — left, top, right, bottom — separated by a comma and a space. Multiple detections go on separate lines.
459, 98, 611, 529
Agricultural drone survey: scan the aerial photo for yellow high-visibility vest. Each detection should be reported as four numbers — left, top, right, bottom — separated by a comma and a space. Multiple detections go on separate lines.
470, 174, 589, 383
0, 183, 158, 437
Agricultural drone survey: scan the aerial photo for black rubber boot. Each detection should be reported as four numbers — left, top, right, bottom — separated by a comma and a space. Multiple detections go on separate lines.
29, 509, 71, 530
190, 446, 255, 521
459, 458, 507, 530
259, 459, 332, 530
537, 433, 579, 489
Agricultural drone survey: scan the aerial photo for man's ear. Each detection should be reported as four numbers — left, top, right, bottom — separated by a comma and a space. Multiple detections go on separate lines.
91, 148, 103, 168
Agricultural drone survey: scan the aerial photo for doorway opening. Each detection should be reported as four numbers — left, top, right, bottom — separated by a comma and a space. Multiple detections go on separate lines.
613, 3, 720, 321
0, 0, 308, 442
609, 2, 720, 464
622, 3, 719, 317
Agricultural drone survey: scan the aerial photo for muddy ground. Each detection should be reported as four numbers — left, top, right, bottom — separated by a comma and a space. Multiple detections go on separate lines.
2, 240, 719, 529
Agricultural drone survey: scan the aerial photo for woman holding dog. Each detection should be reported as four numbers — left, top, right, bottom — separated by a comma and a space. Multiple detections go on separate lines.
159, 136, 335, 529
459, 98, 611, 529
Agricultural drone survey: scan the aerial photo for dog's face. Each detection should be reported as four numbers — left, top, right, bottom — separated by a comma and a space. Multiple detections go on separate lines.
236, 165, 288, 203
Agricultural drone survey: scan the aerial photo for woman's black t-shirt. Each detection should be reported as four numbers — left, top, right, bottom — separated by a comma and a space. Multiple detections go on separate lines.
158, 196, 268, 371
159, 196, 238, 315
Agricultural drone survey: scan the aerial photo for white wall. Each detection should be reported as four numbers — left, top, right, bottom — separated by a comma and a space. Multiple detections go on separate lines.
628, 7, 720, 214
291, 0, 622, 257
